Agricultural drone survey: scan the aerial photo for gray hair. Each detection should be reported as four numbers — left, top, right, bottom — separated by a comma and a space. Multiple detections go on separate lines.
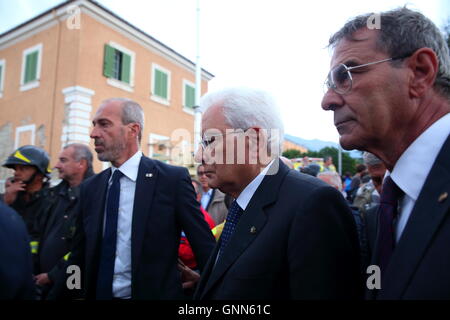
101, 98, 145, 143
328, 7, 450, 98
199, 87, 285, 153
317, 171, 343, 191
64, 143, 94, 177
363, 152, 383, 167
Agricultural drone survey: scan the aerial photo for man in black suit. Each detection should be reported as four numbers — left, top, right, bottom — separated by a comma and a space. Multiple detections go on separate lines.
191, 87, 361, 299
322, 8, 450, 299
63, 98, 215, 300
0, 202, 35, 299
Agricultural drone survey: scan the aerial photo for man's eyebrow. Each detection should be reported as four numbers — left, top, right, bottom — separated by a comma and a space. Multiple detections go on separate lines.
92, 117, 112, 125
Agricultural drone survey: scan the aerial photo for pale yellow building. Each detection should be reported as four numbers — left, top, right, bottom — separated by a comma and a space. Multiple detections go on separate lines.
0, 0, 213, 187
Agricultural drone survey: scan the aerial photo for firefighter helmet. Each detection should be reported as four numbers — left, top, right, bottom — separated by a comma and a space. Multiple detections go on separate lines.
3, 145, 51, 176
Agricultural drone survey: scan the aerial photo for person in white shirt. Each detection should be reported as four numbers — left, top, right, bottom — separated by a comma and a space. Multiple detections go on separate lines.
57, 98, 215, 300
322, 7, 450, 299
191, 87, 360, 300
197, 164, 228, 225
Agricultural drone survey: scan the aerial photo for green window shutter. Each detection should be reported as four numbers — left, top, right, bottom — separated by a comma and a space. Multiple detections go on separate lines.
121, 52, 131, 84
25, 51, 38, 83
160, 71, 168, 99
103, 44, 115, 78
154, 69, 161, 96
185, 84, 195, 108
24, 55, 31, 83
155, 69, 168, 99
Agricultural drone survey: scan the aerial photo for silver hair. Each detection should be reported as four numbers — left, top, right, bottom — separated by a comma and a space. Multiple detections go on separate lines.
199, 87, 285, 153
363, 152, 383, 167
328, 7, 450, 99
317, 171, 343, 191
101, 98, 145, 143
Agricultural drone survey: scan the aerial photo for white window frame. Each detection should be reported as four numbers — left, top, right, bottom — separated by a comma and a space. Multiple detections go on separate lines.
0, 59, 5, 98
14, 124, 36, 149
106, 41, 135, 92
148, 133, 170, 158
20, 43, 43, 92
182, 79, 196, 115
151, 63, 171, 106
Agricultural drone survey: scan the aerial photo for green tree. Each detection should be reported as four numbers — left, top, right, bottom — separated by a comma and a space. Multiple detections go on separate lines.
317, 146, 358, 175
283, 146, 362, 175
282, 149, 302, 159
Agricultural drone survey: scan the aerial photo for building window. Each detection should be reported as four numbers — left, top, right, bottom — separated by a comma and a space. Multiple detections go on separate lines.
183, 80, 195, 109
151, 64, 171, 105
15, 124, 36, 149
103, 42, 134, 90
149, 133, 171, 163
0, 59, 5, 98
20, 44, 42, 91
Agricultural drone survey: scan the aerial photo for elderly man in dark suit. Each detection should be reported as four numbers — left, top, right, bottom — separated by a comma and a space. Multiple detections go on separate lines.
62, 98, 215, 300
191, 87, 361, 299
322, 8, 450, 299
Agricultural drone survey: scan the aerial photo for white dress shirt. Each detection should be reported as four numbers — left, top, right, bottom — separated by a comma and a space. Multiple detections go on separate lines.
106, 150, 142, 299
214, 159, 275, 266
390, 113, 450, 243
201, 188, 213, 209
236, 159, 275, 210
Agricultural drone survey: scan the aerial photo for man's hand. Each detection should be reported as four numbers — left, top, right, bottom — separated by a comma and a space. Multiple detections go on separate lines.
35, 273, 52, 286
178, 259, 200, 289
3, 180, 26, 205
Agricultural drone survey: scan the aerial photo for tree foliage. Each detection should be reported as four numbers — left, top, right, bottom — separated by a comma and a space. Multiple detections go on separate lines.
283, 146, 360, 175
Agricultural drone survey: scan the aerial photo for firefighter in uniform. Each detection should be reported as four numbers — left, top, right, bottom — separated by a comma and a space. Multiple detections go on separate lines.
34, 143, 94, 299
2, 145, 52, 274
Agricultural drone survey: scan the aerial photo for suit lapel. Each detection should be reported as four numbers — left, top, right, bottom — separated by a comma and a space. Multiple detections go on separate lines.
86, 169, 110, 244
378, 134, 450, 299
199, 160, 289, 298
84, 169, 110, 290
131, 156, 157, 280
206, 189, 215, 211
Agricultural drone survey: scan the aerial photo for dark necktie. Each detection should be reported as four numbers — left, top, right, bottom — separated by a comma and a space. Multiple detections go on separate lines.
96, 169, 123, 300
217, 200, 243, 261
376, 176, 404, 272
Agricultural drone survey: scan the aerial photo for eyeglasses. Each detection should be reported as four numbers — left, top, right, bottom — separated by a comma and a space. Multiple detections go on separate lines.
324, 53, 412, 95
199, 129, 246, 150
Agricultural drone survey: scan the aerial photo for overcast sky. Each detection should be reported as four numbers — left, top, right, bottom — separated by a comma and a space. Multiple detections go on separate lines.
1, 0, 449, 143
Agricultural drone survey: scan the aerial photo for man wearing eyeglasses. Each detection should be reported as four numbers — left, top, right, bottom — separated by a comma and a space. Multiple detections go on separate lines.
197, 164, 228, 225
322, 8, 450, 300
192, 87, 361, 300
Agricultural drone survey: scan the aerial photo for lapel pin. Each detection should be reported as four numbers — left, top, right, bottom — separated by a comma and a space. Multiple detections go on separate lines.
145, 173, 153, 178
250, 226, 257, 234
438, 192, 448, 203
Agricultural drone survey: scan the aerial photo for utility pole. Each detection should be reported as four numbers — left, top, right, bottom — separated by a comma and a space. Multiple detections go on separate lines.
193, 0, 202, 156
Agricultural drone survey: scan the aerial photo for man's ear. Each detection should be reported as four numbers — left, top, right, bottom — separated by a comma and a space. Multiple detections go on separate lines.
79, 158, 88, 171
128, 123, 140, 141
407, 48, 439, 98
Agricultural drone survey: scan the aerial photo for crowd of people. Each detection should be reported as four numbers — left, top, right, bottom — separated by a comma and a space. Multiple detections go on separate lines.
0, 7, 449, 300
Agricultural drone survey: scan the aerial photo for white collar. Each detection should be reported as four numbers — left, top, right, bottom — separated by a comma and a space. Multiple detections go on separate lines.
111, 151, 142, 182
236, 159, 275, 210
391, 113, 450, 201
